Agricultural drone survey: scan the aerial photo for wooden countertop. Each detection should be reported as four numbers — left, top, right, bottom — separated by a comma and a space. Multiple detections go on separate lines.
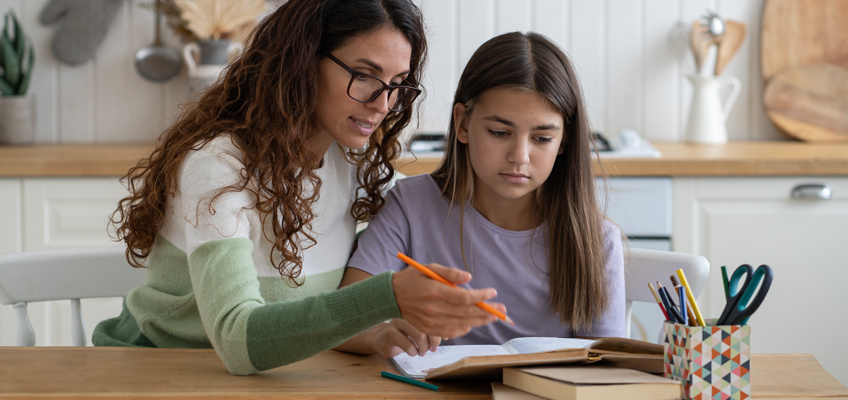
1, 141, 847, 177
396, 142, 848, 177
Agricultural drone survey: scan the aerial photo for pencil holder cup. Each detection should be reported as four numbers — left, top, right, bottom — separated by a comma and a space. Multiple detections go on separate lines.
663, 320, 751, 400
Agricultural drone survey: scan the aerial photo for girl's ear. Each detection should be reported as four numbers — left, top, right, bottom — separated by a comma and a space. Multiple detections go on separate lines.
557, 141, 565, 155
453, 102, 469, 144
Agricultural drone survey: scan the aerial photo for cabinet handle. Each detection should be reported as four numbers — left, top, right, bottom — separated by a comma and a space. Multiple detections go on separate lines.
791, 184, 832, 200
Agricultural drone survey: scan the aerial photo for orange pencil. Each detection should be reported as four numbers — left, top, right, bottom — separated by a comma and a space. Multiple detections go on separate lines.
397, 252, 514, 325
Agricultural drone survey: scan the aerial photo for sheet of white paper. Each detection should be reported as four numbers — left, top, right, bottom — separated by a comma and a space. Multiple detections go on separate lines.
391, 345, 510, 378
500, 337, 596, 354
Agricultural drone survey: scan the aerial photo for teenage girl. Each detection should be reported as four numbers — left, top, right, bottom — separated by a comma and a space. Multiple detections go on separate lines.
335, 31, 625, 358
92, 0, 505, 375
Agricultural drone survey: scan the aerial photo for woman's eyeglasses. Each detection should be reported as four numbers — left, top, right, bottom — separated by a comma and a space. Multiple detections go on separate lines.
325, 53, 421, 112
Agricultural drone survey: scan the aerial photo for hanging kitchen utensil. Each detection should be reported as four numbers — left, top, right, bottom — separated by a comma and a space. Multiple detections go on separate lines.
135, 0, 182, 82
714, 20, 746, 76
763, 63, 848, 142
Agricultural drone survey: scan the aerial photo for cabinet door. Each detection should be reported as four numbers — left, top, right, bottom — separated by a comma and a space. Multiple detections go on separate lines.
0, 179, 22, 254
674, 177, 848, 385
23, 178, 128, 250
0, 178, 129, 346
0, 179, 23, 346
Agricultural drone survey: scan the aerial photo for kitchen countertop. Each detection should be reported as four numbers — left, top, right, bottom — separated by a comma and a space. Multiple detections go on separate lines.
1, 141, 847, 177
392, 141, 848, 177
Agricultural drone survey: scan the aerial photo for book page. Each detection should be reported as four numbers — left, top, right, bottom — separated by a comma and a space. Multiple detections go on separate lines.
501, 337, 597, 355
391, 345, 510, 378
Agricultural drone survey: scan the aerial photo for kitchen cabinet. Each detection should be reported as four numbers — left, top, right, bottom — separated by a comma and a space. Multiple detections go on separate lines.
0, 177, 127, 346
672, 176, 848, 386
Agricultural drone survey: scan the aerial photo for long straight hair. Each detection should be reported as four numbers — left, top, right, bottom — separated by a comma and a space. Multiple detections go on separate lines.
431, 32, 608, 331
111, 0, 427, 286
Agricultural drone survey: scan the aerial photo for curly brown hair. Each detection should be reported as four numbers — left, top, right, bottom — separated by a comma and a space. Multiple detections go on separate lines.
111, 0, 427, 286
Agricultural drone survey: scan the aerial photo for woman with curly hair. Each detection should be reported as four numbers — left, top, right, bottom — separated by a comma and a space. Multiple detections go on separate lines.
93, 0, 505, 375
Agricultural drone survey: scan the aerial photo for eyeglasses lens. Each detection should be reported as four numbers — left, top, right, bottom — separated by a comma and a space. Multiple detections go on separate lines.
349, 75, 416, 111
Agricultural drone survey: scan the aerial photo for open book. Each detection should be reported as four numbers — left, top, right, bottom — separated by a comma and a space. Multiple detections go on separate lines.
390, 336, 663, 380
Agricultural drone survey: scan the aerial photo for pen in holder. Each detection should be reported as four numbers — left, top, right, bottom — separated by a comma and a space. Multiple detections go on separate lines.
663, 319, 751, 400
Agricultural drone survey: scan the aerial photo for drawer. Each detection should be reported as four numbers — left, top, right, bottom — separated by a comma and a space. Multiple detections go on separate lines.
596, 177, 672, 237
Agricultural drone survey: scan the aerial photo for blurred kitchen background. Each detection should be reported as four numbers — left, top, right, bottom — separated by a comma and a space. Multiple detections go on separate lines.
0, 0, 777, 144
2, 0, 848, 387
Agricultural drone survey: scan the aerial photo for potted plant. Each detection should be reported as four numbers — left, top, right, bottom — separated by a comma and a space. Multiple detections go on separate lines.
0, 9, 35, 145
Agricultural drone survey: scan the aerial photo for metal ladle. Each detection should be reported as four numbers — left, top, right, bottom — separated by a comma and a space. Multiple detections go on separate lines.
135, 0, 182, 82
704, 11, 725, 37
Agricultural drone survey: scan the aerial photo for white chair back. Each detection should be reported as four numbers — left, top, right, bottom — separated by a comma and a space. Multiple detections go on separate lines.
0, 246, 147, 346
624, 248, 709, 341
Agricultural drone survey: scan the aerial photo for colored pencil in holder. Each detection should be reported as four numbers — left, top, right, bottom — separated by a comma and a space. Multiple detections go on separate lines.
657, 282, 683, 323
677, 286, 687, 326
671, 275, 698, 326
648, 282, 670, 321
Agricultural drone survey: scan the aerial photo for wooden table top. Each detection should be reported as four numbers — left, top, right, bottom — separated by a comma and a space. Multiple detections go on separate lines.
1, 141, 847, 177
0, 348, 845, 399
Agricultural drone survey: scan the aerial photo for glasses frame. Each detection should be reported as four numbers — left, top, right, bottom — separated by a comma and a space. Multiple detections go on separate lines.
324, 53, 421, 112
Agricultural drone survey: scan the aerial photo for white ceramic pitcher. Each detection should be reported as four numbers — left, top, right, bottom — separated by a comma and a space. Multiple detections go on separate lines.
183, 39, 242, 94
684, 74, 741, 144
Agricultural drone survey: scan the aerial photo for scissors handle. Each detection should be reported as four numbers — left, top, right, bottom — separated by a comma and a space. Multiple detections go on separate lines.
718, 264, 773, 326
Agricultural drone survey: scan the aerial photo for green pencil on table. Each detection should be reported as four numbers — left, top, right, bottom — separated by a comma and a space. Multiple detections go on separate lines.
380, 371, 442, 392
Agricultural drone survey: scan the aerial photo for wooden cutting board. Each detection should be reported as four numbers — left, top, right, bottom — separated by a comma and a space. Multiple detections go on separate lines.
761, 0, 848, 82
763, 63, 848, 142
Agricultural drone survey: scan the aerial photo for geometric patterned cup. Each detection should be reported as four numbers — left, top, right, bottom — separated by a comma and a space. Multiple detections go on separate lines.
663, 320, 751, 400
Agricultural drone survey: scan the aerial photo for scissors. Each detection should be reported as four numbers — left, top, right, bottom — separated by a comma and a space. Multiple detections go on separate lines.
717, 264, 773, 326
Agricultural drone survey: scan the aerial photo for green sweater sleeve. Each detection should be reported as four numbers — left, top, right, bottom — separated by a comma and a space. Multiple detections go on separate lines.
189, 238, 401, 375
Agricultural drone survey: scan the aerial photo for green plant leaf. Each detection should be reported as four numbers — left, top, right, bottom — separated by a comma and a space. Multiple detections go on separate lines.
11, 11, 24, 59
1, 37, 20, 87
0, 76, 14, 96
2, 14, 8, 43
16, 45, 33, 95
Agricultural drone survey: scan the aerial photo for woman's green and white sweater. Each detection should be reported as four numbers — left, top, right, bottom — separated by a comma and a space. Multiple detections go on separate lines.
92, 135, 401, 375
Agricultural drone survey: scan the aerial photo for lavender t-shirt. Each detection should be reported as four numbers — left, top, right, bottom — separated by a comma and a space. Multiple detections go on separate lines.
348, 174, 626, 345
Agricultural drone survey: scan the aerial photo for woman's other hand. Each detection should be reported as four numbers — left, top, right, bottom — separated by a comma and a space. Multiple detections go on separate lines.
391, 263, 506, 338
369, 319, 441, 358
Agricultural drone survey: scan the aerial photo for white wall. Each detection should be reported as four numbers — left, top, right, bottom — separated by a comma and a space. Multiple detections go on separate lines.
1, 0, 779, 144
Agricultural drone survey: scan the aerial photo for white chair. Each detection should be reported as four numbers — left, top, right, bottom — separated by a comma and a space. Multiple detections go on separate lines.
0, 246, 147, 346
624, 248, 709, 342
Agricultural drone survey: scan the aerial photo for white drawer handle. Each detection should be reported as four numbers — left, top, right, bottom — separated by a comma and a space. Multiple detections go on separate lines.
791, 184, 832, 200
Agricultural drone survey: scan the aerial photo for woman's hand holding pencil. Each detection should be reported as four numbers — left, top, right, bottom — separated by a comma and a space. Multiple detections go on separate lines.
393, 252, 509, 338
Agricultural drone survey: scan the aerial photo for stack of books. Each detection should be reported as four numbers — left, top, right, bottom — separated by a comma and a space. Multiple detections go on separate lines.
494, 365, 682, 400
